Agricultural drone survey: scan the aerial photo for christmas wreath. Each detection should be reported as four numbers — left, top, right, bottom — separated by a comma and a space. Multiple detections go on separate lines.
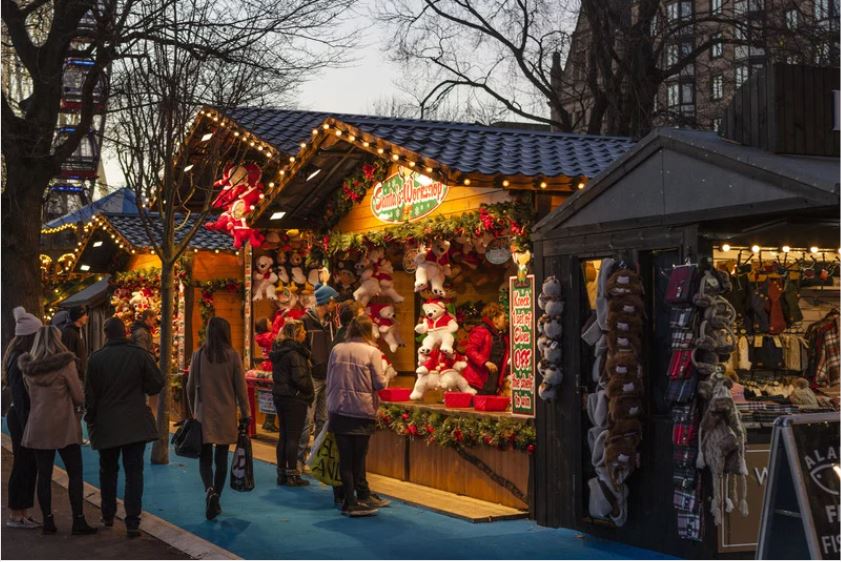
376, 404, 536, 454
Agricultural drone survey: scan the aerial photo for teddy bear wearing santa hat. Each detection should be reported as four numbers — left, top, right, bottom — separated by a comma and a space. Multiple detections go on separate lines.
414, 297, 459, 355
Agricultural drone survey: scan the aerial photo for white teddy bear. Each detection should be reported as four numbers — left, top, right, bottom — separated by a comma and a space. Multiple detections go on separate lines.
414, 298, 459, 355
368, 247, 405, 303
438, 352, 476, 395
368, 303, 402, 353
413, 240, 452, 296
353, 248, 381, 306
411, 348, 441, 400
252, 255, 278, 301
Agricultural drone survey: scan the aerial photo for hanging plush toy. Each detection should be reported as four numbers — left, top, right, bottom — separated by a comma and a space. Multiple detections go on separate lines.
368, 247, 405, 303
271, 288, 305, 334
413, 240, 452, 296
415, 297, 459, 355
334, 260, 357, 301
367, 303, 402, 353
252, 255, 277, 301
206, 163, 265, 248
353, 248, 382, 306
454, 234, 482, 270
275, 251, 291, 287
229, 199, 265, 249
288, 251, 307, 291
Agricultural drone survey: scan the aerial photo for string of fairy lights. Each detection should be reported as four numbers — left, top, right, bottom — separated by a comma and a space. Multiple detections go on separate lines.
194, 108, 590, 225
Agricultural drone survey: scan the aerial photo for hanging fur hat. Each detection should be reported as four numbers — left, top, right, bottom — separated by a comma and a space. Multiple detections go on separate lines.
606, 331, 642, 356
607, 308, 644, 334
608, 394, 643, 421
605, 350, 640, 379
606, 268, 643, 297
608, 293, 645, 316
606, 371, 643, 399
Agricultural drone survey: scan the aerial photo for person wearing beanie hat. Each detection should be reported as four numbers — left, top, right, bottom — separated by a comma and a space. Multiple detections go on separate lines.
297, 284, 339, 467
4, 307, 42, 529
84, 316, 164, 537
61, 306, 88, 383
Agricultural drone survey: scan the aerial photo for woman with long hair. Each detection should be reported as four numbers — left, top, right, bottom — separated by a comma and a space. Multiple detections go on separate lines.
4, 307, 42, 529
325, 315, 388, 517
186, 317, 250, 520
19, 325, 96, 535
269, 319, 314, 486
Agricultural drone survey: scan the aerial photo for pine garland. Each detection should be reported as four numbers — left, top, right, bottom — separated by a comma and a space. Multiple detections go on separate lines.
376, 404, 536, 454
326, 200, 534, 255
322, 159, 388, 232
195, 278, 244, 340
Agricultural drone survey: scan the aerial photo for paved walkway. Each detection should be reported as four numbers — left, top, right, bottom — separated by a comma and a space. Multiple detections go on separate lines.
3, 424, 674, 559
1, 447, 190, 560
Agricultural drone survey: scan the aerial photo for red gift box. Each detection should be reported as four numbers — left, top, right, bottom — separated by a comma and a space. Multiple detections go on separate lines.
473, 396, 510, 412
378, 388, 411, 402
444, 392, 473, 409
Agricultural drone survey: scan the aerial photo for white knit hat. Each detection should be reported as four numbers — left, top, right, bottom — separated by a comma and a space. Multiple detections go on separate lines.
13, 306, 42, 336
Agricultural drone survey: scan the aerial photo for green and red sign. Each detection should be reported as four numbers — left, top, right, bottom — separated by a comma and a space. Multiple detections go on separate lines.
509, 274, 536, 417
370, 169, 448, 223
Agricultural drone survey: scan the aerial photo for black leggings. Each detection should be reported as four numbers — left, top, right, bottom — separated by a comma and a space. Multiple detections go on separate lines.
273, 397, 308, 474
334, 434, 371, 508
199, 444, 229, 495
34, 445, 84, 518
6, 409, 36, 511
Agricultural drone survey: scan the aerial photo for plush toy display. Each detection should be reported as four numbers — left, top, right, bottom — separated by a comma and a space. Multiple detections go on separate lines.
334, 260, 357, 301
252, 255, 278, 301
275, 251, 291, 287
415, 298, 459, 355
413, 240, 452, 296
537, 275, 564, 401
369, 248, 405, 303
368, 303, 402, 353
205, 163, 265, 248
288, 251, 307, 291
271, 288, 305, 334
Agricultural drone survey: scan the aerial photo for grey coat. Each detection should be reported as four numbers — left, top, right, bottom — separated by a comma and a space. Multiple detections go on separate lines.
186, 348, 250, 445
19, 352, 84, 450
326, 338, 387, 420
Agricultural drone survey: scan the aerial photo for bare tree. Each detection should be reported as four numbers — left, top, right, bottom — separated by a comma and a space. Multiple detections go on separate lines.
106, 0, 356, 464
376, 0, 838, 137
0, 0, 356, 347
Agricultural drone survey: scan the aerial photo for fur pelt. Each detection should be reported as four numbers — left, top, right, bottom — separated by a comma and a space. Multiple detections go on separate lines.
18, 351, 76, 376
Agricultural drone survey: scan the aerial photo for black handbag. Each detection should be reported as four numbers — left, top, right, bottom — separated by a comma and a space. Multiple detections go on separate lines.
230, 425, 255, 492
172, 351, 203, 458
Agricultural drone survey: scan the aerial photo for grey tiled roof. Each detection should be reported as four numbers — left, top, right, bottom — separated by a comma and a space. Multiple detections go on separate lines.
223, 107, 634, 179
105, 214, 233, 250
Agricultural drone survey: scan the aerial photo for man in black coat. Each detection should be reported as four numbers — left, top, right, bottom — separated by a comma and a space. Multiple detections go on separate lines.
84, 317, 165, 537
61, 306, 89, 381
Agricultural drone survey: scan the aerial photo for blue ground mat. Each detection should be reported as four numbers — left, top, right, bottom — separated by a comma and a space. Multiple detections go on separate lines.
4, 422, 673, 559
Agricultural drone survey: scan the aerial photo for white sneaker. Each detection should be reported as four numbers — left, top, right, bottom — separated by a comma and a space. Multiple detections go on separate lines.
6, 517, 40, 529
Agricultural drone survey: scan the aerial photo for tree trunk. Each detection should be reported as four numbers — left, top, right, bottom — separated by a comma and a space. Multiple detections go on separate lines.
151, 264, 175, 464
1, 167, 50, 349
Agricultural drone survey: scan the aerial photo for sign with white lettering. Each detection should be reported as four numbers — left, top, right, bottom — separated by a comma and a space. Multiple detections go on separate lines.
257, 390, 275, 414
509, 274, 535, 417
757, 413, 840, 560
370, 169, 448, 224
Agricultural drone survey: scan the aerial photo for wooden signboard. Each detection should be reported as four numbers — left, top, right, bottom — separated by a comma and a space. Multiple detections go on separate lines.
756, 413, 840, 560
509, 274, 535, 417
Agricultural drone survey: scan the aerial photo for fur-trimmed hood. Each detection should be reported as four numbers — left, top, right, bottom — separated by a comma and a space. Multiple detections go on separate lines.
18, 351, 76, 384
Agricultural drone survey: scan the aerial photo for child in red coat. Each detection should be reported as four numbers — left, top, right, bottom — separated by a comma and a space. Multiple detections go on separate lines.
463, 303, 510, 395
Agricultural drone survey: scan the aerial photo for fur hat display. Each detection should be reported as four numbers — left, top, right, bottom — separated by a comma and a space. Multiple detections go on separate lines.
606, 268, 643, 297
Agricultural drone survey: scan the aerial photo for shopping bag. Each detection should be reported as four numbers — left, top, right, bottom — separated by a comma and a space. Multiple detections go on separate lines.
230, 427, 255, 492
307, 429, 342, 487
172, 418, 203, 458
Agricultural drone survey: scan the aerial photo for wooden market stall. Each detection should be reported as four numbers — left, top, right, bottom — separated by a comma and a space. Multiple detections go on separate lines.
530, 65, 840, 557
197, 106, 635, 516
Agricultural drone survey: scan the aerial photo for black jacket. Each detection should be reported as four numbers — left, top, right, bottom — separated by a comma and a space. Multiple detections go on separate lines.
6, 351, 29, 431
302, 310, 334, 380
269, 340, 314, 404
61, 323, 87, 381
84, 338, 165, 450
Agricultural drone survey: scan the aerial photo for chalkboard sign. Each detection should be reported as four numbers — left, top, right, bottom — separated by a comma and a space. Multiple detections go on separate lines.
757, 413, 840, 560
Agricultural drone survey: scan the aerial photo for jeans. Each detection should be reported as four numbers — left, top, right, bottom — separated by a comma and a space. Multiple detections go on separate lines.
273, 397, 308, 475
99, 441, 146, 529
6, 409, 36, 510
334, 434, 371, 508
199, 444, 229, 495
298, 378, 327, 463
34, 445, 84, 518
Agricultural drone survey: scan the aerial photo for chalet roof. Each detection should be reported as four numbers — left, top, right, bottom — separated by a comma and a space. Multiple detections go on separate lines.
105, 214, 233, 251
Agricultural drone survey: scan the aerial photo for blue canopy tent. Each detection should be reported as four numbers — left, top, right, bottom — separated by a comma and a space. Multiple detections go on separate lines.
44, 187, 138, 229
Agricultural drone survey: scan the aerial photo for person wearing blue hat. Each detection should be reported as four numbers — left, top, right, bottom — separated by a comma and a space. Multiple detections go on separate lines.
297, 284, 340, 468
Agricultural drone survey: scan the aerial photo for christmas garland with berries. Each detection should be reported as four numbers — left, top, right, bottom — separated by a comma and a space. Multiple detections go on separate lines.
321, 159, 388, 232
325, 200, 534, 255
194, 278, 244, 340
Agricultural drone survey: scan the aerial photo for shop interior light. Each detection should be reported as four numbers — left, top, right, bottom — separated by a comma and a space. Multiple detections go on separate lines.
183, 164, 194, 172
79, 264, 91, 271
782, 245, 791, 253
92, 241, 104, 248
751, 245, 761, 253
721, 243, 731, 252
270, 211, 286, 221
200, 132, 213, 142
810, 246, 819, 254
307, 169, 321, 181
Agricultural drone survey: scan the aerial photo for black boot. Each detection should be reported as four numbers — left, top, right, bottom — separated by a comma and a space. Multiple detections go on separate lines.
276, 472, 287, 486
71, 515, 98, 535
42, 514, 57, 535
285, 471, 310, 487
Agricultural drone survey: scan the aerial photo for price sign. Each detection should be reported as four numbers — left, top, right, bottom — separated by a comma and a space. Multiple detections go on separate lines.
257, 390, 276, 414
509, 274, 535, 417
